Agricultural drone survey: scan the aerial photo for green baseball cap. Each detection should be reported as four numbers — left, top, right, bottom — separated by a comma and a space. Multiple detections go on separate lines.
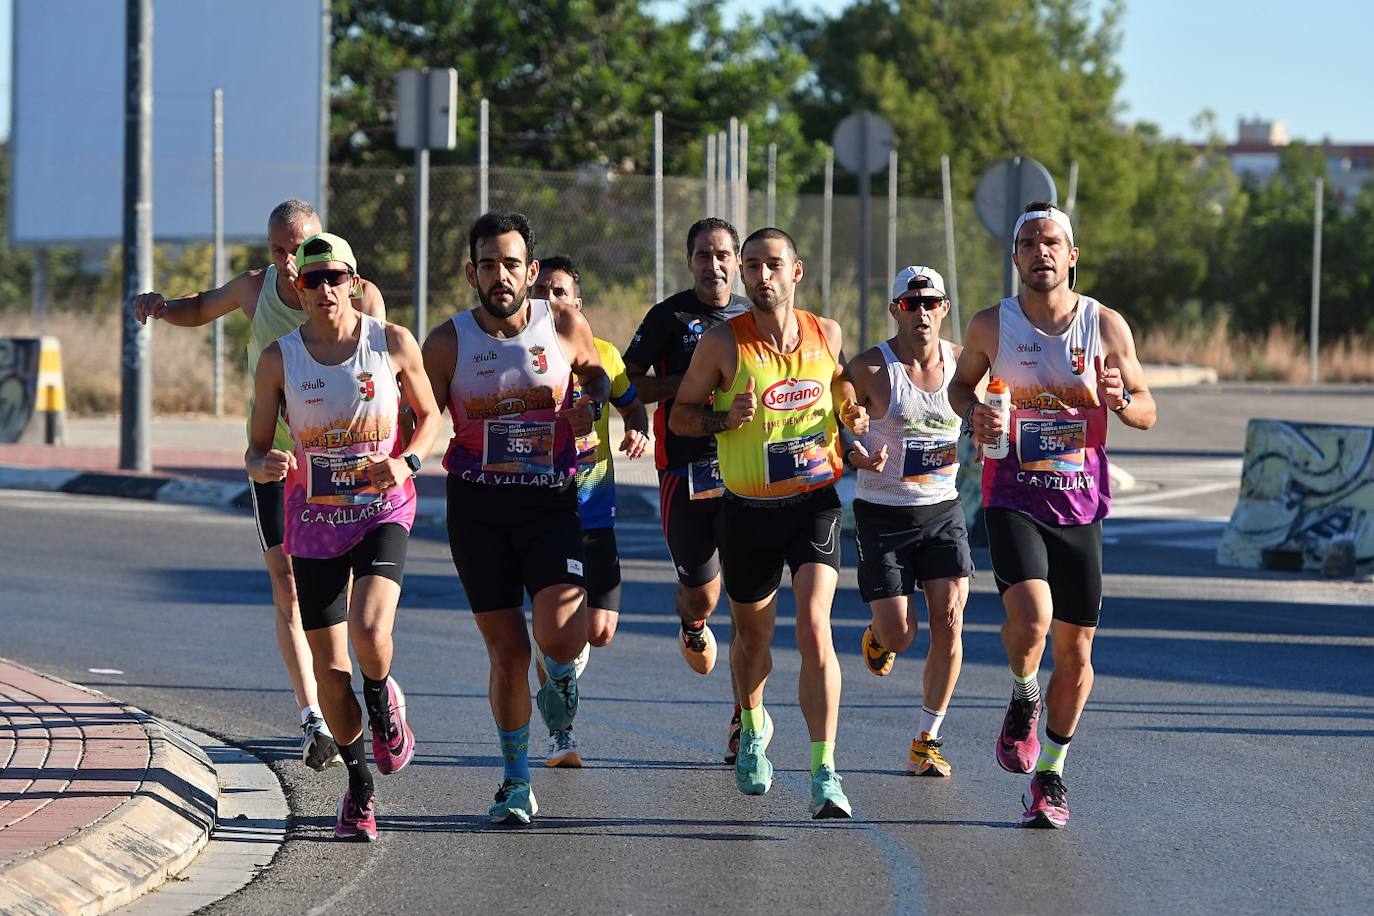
295, 232, 357, 273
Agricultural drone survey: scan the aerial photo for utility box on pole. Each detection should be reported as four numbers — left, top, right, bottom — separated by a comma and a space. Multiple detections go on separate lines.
396, 68, 458, 339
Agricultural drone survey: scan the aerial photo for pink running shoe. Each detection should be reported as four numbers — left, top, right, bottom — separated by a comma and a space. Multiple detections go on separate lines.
995, 696, 1041, 774
334, 788, 378, 841
1021, 771, 1070, 828
369, 677, 416, 775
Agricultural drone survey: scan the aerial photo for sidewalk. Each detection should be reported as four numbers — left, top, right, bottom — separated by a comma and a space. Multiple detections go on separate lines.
0, 659, 218, 914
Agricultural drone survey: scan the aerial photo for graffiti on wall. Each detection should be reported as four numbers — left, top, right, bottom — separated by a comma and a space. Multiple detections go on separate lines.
0, 338, 41, 444
1217, 419, 1374, 571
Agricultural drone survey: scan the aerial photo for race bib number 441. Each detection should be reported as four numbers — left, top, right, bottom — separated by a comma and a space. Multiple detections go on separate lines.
483, 420, 556, 475
1016, 417, 1086, 472
307, 452, 381, 506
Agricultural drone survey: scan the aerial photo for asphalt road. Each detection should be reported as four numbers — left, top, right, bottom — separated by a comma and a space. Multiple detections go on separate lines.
2, 386, 1372, 914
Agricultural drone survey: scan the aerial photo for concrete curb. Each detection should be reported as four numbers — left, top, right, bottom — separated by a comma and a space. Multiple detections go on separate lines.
0, 666, 219, 916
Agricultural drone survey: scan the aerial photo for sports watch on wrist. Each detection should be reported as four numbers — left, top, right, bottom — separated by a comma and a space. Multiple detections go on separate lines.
1112, 390, 1132, 414
402, 452, 422, 476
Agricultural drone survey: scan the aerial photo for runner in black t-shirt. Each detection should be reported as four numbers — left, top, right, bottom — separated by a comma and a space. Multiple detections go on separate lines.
624, 217, 748, 763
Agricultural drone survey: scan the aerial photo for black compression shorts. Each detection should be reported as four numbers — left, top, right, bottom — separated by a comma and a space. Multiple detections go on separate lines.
291, 523, 409, 631
658, 470, 726, 588
250, 477, 286, 552
446, 476, 586, 613
984, 507, 1102, 628
583, 526, 622, 613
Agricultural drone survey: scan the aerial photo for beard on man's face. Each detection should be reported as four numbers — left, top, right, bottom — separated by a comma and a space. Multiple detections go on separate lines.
478, 279, 526, 318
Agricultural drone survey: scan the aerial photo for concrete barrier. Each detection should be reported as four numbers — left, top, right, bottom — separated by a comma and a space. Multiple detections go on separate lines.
0, 336, 66, 445
1217, 419, 1373, 574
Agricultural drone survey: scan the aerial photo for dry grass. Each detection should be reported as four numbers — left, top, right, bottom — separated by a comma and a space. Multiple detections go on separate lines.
1137, 317, 1374, 383
0, 307, 251, 416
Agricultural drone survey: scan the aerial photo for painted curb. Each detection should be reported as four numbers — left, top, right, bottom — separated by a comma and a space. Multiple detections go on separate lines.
0, 668, 219, 916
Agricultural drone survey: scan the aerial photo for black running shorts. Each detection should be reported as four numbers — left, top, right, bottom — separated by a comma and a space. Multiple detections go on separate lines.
719, 486, 843, 604
250, 477, 286, 552
984, 507, 1102, 628
292, 523, 409, 631
853, 497, 974, 603
446, 476, 586, 613
658, 470, 726, 588
583, 525, 622, 613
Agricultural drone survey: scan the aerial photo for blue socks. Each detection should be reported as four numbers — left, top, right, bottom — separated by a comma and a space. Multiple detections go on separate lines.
544, 657, 575, 681
498, 723, 531, 782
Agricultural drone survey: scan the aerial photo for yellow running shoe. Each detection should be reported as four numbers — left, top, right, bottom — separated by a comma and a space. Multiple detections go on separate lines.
907, 732, 951, 777
861, 625, 895, 677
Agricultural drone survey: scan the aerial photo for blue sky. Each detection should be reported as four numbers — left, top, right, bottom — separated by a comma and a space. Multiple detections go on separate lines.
3, 0, 1369, 144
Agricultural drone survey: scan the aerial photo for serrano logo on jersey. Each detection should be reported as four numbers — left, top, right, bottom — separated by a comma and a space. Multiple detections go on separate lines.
761, 377, 824, 411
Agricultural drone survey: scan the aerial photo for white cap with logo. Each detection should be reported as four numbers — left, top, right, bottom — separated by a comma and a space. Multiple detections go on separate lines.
891, 265, 947, 301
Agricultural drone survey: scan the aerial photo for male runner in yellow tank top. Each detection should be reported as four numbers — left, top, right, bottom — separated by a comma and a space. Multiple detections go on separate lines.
133, 199, 385, 772
671, 227, 868, 820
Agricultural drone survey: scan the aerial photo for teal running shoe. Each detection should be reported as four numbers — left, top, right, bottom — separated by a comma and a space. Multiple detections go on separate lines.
809, 765, 853, 819
489, 777, 539, 825
536, 669, 579, 733
734, 709, 774, 796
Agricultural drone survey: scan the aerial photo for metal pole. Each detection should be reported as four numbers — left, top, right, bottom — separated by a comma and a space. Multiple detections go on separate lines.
479, 97, 489, 214
1003, 156, 1021, 300
822, 149, 833, 318
886, 146, 898, 338
212, 88, 225, 417
1310, 176, 1324, 384
120, 0, 153, 472
940, 155, 961, 342
317, 0, 329, 226
858, 115, 871, 350
415, 145, 430, 337
654, 110, 664, 304
1065, 159, 1079, 219
716, 131, 727, 220
32, 249, 47, 331
726, 118, 738, 230
739, 122, 749, 233
766, 142, 777, 226
705, 133, 716, 215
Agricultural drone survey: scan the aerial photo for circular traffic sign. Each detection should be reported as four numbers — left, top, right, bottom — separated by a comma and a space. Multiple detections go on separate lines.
973, 157, 1056, 240
831, 112, 895, 176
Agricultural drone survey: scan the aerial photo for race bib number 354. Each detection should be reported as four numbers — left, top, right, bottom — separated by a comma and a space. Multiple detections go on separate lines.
1016, 417, 1086, 472
307, 452, 381, 506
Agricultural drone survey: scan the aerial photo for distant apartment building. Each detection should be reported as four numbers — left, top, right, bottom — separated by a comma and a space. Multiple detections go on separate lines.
1218, 118, 1372, 205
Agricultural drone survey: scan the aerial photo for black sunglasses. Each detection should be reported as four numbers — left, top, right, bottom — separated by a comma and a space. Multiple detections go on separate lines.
295, 269, 353, 290
895, 296, 946, 311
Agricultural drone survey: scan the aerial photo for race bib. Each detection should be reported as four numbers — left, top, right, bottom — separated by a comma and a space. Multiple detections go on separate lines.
765, 432, 834, 490
687, 456, 724, 500
483, 420, 556, 475
1016, 417, 1086, 472
306, 451, 381, 506
900, 438, 958, 483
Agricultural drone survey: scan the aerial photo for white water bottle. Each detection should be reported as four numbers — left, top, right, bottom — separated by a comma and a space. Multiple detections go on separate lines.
983, 377, 1010, 460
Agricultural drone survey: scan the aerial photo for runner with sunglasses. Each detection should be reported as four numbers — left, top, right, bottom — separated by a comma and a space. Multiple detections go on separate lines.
247, 232, 440, 840
842, 266, 972, 779
133, 199, 386, 773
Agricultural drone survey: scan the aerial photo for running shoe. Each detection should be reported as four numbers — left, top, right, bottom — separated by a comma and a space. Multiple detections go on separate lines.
734, 709, 774, 796
334, 788, 378, 841
300, 713, 343, 771
724, 706, 742, 766
809, 765, 853, 819
535, 642, 591, 681
995, 696, 1041, 774
489, 777, 539, 825
680, 622, 717, 674
545, 728, 583, 768
907, 732, 952, 777
368, 676, 416, 775
536, 669, 580, 733
861, 625, 896, 677
1021, 771, 1070, 829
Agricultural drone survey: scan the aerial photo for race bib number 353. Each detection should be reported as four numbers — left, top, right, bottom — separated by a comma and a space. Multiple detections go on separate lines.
307, 452, 381, 506
483, 420, 556, 475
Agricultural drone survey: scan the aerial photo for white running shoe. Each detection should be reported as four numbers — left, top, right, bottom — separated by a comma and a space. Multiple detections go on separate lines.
301, 713, 343, 771
545, 728, 584, 768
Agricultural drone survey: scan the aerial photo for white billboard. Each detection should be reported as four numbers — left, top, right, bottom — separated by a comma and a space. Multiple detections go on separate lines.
9, 0, 327, 245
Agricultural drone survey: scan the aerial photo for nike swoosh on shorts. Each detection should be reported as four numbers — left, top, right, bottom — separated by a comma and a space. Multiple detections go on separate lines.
811, 518, 838, 555
371, 560, 397, 567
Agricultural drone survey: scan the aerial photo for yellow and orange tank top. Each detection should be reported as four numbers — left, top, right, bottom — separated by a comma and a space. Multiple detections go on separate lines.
713, 310, 841, 499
